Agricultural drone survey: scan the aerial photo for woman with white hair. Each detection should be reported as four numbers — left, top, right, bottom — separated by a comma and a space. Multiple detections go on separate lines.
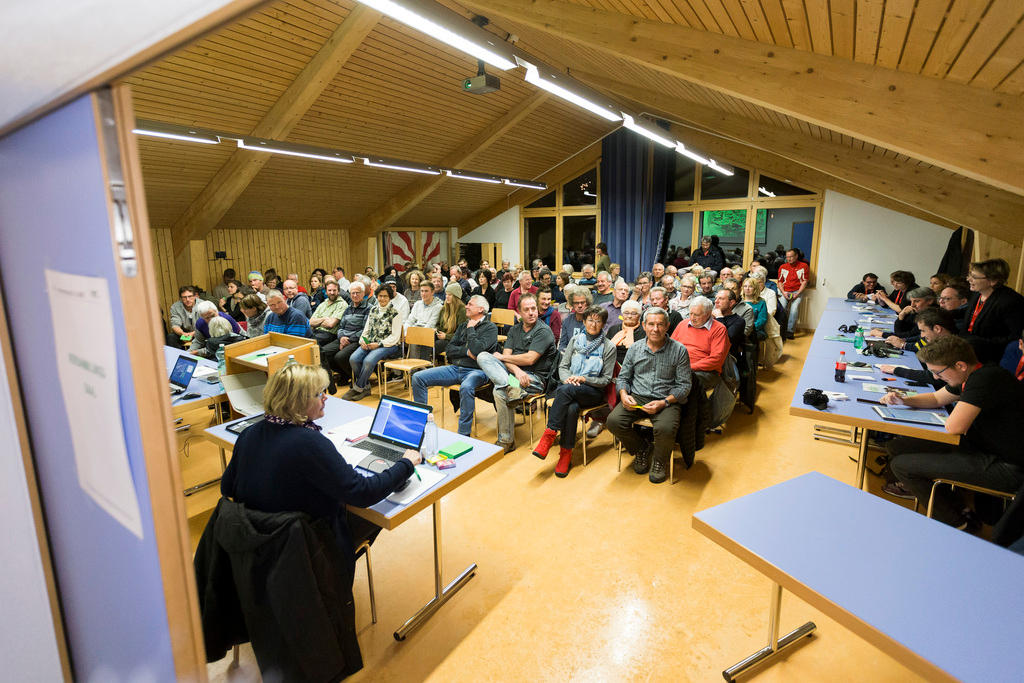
605, 299, 645, 364
190, 299, 241, 356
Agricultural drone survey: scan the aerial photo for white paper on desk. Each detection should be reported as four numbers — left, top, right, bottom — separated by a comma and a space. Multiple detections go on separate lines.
386, 466, 444, 505
848, 374, 875, 381
239, 345, 288, 367
44, 270, 143, 538
873, 363, 908, 369
220, 371, 266, 415
193, 365, 218, 380
325, 416, 372, 443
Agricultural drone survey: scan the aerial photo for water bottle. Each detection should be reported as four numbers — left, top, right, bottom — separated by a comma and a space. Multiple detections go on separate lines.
853, 327, 865, 350
422, 413, 438, 460
834, 351, 847, 383
286, 354, 297, 366
216, 344, 226, 387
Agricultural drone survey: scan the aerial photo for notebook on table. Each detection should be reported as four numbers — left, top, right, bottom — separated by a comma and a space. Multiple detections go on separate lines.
169, 355, 198, 395
350, 395, 432, 473
872, 405, 948, 427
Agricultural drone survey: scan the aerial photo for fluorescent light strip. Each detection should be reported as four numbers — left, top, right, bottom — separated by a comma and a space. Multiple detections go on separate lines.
132, 128, 220, 144
622, 114, 676, 149
708, 160, 735, 176
675, 142, 710, 165
364, 158, 440, 175
446, 170, 502, 184
522, 62, 621, 123
758, 186, 776, 197
357, 0, 515, 70
503, 178, 547, 190
239, 138, 353, 164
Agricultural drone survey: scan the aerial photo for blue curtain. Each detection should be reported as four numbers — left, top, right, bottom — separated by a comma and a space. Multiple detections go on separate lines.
600, 127, 670, 282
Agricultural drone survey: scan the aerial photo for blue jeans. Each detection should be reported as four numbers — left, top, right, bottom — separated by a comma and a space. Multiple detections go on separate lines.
476, 351, 543, 444
779, 293, 803, 333
350, 344, 400, 389
412, 364, 488, 436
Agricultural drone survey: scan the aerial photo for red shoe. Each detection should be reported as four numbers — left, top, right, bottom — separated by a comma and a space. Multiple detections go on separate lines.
555, 447, 573, 478
533, 428, 558, 460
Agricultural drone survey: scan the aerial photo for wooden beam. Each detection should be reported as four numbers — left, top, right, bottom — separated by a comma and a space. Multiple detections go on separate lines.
461, 0, 1024, 196
349, 91, 550, 248
458, 141, 602, 237
665, 125, 960, 230
169, 5, 380, 256
575, 71, 1024, 244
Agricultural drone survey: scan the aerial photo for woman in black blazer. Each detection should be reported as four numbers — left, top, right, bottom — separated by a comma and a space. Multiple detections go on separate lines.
962, 259, 1024, 363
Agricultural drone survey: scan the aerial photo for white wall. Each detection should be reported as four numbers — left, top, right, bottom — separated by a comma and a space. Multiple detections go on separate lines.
460, 205, 521, 266
806, 190, 952, 327
0, 340, 64, 678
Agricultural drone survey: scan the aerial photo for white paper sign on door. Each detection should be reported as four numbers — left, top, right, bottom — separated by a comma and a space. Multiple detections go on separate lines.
45, 269, 142, 538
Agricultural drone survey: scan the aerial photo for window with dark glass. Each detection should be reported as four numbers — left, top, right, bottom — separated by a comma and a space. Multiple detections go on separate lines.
757, 175, 814, 197
562, 215, 596, 270
700, 166, 749, 200
526, 190, 556, 209
525, 216, 556, 269
660, 212, 693, 265
562, 168, 598, 206
665, 157, 696, 202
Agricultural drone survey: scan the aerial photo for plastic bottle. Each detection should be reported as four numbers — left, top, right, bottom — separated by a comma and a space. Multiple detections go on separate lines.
215, 344, 226, 386
853, 326, 865, 350
834, 351, 847, 383
285, 354, 296, 366
422, 413, 438, 460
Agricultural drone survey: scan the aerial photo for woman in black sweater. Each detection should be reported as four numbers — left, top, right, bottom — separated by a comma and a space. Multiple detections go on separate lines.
221, 364, 420, 569
962, 258, 1024, 363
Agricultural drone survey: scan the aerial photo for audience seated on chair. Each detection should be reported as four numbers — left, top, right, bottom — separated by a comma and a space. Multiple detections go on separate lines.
878, 308, 957, 390
411, 294, 498, 437
404, 281, 443, 356
713, 289, 746, 358
343, 284, 405, 401
189, 300, 241, 357
875, 270, 918, 312
473, 293, 556, 453
536, 286, 562, 342
884, 286, 936, 350
508, 270, 538, 312
263, 290, 312, 338
533, 305, 616, 477
282, 279, 312, 319
591, 271, 614, 305
322, 282, 372, 394
740, 278, 769, 340
998, 328, 1023, 382
600, 280, 632, 331
648, 286, 682, 335
309, 281, 348, 346
558, 285, 593, 351
607, 306, 692, 484
776, 249, 809, 339
671, 296, 734, 428
881, 336, 1024, 528
167, 285, 202, 348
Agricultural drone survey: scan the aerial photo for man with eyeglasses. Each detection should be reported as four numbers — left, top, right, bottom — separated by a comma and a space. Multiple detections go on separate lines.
938, 282, 970, 332
168, 285, 202, 348
558, 286, 593, 352
879, 336, 1024, 529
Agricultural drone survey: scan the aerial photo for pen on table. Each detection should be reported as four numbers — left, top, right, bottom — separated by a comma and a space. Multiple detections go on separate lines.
414, 467, 421, 481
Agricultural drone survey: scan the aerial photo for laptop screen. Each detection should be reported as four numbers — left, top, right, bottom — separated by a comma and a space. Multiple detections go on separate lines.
369, 396, 431, 449
169, 355, 198, 388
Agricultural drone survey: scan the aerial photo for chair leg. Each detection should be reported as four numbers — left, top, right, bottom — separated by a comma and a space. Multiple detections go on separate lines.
230, 645, 239, 670
581, 414, 588, 467
364, 545, 377, 625
669, 448, 675, 484
926, 480, 942, 519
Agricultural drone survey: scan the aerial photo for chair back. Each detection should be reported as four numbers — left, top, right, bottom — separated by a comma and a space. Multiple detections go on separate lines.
404, 325, 435, 349
490, 307, 516, 329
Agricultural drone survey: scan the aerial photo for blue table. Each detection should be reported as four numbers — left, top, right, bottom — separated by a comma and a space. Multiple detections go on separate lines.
790, 299, 956, 489
693, 471, 1024, 681
206, 395, 504, 641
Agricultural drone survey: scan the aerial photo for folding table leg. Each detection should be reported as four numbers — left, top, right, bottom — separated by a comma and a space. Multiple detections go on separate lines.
722, 583, 816, 682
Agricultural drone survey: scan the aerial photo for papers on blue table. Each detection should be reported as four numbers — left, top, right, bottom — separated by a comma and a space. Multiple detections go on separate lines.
387, 466, 444, 505
872, 405, 947, 426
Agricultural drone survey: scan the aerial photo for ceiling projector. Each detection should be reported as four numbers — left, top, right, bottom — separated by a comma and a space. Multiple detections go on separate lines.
463, 72, 500, 94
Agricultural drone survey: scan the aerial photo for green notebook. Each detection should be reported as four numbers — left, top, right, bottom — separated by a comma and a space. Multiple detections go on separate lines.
439, 441, 473, 459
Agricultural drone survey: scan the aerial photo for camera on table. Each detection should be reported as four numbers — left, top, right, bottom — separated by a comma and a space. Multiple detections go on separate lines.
802, 388, 829, 411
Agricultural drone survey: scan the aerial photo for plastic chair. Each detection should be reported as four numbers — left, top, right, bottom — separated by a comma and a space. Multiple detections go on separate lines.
379, 326, 435, 398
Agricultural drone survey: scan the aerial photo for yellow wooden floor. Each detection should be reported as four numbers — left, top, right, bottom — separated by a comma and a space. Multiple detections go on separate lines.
196, 333, 927, 682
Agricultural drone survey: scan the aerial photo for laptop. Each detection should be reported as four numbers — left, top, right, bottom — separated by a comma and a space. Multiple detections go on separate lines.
169, 355, 199, 395
352, 395, 432, 472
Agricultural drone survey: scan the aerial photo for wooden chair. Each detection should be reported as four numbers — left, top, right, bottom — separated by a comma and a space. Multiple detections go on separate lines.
616, 416, 683, 484
926, 479, 1016, 519
490, 307, 516, 344
378, 326, 435, 398
354, 540, 377, 624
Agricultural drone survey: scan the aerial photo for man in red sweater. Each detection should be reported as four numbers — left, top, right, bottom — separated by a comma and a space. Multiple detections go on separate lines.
671, 296, 735, 427
777, 249, 809, 339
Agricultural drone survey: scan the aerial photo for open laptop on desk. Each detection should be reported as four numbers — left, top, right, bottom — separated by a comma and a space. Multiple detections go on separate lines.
169, 354, 198, 395
351, 395, 432, 473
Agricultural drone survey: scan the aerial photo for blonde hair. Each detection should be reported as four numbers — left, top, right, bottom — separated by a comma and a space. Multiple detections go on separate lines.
741, 277, 762, 301
263, 364, 329, 424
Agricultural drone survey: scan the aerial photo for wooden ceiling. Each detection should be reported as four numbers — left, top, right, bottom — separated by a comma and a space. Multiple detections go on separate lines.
125, 0, 1024, 253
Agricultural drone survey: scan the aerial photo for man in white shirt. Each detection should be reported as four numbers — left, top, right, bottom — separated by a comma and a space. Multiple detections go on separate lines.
332, 266, 351, 292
